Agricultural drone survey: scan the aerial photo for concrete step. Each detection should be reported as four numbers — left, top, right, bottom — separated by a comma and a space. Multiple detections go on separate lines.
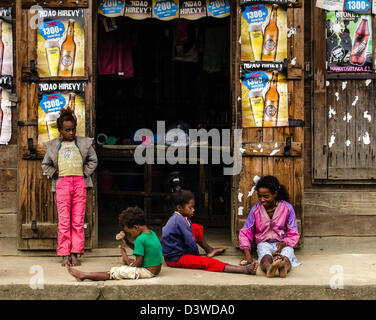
0, 253, 376, 300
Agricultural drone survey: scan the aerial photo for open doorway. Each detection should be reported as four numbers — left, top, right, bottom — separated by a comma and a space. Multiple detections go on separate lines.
95, 15, 232, 248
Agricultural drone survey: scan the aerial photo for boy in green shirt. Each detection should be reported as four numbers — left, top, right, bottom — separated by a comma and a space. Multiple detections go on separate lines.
67, 207, 163, 281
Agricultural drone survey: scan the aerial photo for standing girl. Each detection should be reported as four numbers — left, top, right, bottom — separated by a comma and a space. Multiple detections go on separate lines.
239, 176, 301, 278
161, 190, 258, 275
42, 108, 98, 267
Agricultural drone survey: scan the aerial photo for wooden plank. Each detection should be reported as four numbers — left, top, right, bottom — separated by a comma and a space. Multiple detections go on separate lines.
305, 191, 376, 217
0, 214, 17, 238
305, 215, 376, 236
0, 169, 17, 192
242, 141, 302, 157
0, 146, 18, 168
328, 168, 376, 180
0, 192, 17, 212
312, 6, 328, 179
22, 223, 90, 238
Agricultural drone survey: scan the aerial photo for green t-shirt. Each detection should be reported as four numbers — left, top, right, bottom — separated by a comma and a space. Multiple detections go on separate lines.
133, 230, 163, 268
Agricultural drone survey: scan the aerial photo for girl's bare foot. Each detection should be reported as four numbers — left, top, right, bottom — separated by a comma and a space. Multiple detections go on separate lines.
67, 266, 84, 282
278, 256, 289, 278
266, 258, 282, 278
61, 256, 71, 267
70, 253, 81, 266
207, 247, 226, 258
246, 261, 258, 275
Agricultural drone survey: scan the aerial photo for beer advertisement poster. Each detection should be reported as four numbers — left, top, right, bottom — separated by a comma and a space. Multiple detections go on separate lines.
242, 71, 288, 128
37, 9, 85, 78
326, 12, 372, 72
0, 8, 13, 88
38, 82, 86, 145
0, 87, 12, 145
241, 4, 287, 71
124, 0, 152, 20
180, 1, 207, 20
152, 0, 179, 20
98, 0, 125, 17
206, 0, 230, 18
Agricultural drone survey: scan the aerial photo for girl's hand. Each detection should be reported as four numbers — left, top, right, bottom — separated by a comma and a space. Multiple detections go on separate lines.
276, 242, 286, 252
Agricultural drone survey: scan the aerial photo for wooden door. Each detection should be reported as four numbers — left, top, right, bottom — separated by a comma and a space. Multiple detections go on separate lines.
231, 1, 305, 246
16, 0, 96, 250
313, 6, 376, 183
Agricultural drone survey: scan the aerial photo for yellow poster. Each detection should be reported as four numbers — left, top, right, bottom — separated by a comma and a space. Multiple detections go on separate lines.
37, 9, 85, 78
38, 82, 86, 145
206, 0, 230, 18
241, 4, 287, 65
242, 71, 288, 128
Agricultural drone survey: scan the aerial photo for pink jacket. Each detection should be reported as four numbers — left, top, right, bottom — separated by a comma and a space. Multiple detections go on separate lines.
239, 201, 300, 251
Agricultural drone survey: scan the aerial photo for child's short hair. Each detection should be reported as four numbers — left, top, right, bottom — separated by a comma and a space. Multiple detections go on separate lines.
57, 108, 77, 131
168, 190, 195, 212
118, 206, 146, 228
255, 176, 290, 202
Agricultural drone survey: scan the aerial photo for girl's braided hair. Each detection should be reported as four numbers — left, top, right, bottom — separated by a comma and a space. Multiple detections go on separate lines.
255, 176, 290, 202
56, 108, 77, 131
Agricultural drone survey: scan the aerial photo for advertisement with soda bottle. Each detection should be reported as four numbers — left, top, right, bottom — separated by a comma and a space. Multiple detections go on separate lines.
0, 7, 13, 88
37, 9, 85, 78
241, 71, 288, 128
326, 11, 372, 72
38, 82, 86, 145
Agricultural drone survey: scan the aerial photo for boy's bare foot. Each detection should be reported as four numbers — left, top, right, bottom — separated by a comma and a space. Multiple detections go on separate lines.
119, 245, 128, 265
246, 261, 258, 275
70, 253, 81, 266
66, 265, 84, 282
207, 247, 226, 258
266, 258, 282, 278
61, 256, 71, 267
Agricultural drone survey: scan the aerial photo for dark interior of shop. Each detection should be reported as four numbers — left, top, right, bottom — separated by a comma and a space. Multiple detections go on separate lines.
95, 15, 232, 247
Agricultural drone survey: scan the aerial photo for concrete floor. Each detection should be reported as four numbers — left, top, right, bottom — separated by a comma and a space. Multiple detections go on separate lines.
0, 236, 376, 299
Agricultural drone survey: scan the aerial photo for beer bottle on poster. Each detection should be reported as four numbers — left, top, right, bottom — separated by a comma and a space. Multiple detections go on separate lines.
350, 18, 370, 66
0, 21, 4, 75
58, 20, 76, 77
263, 72, 279, 127
261, 5, 279, 62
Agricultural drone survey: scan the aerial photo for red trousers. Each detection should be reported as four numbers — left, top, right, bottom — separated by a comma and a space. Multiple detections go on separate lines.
55, 176, 87, 256
165, 223, 228, 272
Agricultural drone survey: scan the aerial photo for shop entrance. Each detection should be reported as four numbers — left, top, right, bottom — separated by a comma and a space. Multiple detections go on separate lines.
95, 16, 232, 247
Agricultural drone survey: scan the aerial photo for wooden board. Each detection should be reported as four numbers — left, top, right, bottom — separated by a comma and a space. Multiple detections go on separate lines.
231, 2, 304, 247
16, 0, 95, 250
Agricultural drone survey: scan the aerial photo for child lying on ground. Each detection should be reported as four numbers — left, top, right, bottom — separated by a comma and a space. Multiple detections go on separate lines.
161, 190, 258, 275
239, 176, 301, 278
67, 207, 163, 281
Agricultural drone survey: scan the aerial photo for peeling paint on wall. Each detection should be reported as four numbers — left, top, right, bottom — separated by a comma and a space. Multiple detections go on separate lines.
335, 92, 340, 101
326, 81, 330, 87
329, 135, 336, 148
329, 106, 336, 118
352, 96, 359, 106
343, 113, 352, 122
291, 57, 297, 65
238, 193, 243, 202
362, 132, 371, 145
366, 79, 372, 86
342, 81, 347, 91
270, 149, 280, 156
364, 111, 372, 122
238, 206, 244, 216
345, 140, 351, 147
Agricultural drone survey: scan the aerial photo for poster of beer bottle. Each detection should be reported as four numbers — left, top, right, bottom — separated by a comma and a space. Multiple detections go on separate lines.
241, 4, 287, 69
0, 87, 12, 145
242, 71, 288, 128
38, 82, 86, 144
326, 11, 372, 72
37, 9, 85, 78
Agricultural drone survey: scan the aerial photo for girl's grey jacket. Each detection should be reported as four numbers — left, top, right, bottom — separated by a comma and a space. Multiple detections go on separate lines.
41, 136, 98, 192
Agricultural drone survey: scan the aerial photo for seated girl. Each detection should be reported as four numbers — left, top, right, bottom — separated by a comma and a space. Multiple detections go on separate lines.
161, 190, 258, 275
239, 176, 301, 278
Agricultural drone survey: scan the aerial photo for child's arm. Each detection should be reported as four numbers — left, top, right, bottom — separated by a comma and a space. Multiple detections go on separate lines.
130, 255, 143, 267
282, 203, 300, 248
83, 145, 98, 178
177, 218, 200, 256
122, 234, 135, 250
41, 151, 57, 179
239, 207, 256, 260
